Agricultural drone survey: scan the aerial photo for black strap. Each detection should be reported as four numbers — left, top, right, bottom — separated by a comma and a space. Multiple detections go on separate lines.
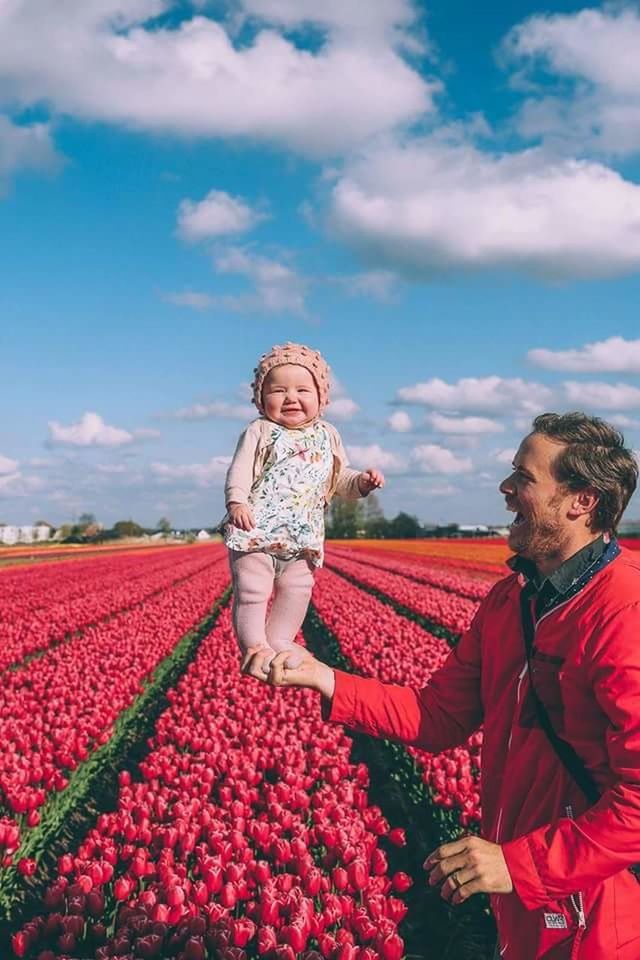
519, 581, 640, 880
520, 583, 600, 804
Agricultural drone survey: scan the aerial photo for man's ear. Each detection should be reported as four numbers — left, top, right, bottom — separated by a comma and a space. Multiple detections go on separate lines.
568, 486, 599, 523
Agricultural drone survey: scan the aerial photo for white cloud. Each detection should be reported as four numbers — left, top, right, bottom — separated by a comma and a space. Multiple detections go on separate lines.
163, 291, 216, 310
608, 415, 640, 431
328, 377, 359, 421
422, 483, 459, 497
214, 246, 307, 315
0, 115, 60, 189
177, 190, 266, 242
0, 2, 433, 157
173, 400, 255, 420
133, 428, 161, 440
341, 270, 398, 301
396, 376, 554, 415
388, 410, 412, 432
428, 413, 504, 435
48, 412, 135, 447
150, 456, 231, 487
240, 0, 420, 43
97, 464, 129, 474
563, 382, 640, 411
410, 444, 473, 474
494, 448, 516, 466
504, 8, 640, 156
345, 444, 405, 473
529, 337, 640, 373
0, 455, 19, 475
0, 471, 24, 494
330, 137, 640, 280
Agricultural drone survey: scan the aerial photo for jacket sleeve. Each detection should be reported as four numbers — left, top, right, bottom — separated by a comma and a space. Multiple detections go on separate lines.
503, 601, 640, 908
224, 421, 261, 508
331, 429, 364, 500
322, 595, 486, 752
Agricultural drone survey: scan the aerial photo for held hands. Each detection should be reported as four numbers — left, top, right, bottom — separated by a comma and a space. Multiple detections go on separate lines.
242, 649, 336, 700
424, 836, 513, 905
228, 502, 255, 531
358, 468, 385, 496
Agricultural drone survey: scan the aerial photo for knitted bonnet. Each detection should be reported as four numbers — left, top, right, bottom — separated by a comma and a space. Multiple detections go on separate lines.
251, 342, 331, 415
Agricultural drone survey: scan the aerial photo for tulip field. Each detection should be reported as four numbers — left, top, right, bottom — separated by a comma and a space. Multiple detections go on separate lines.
0, 539, 513, 959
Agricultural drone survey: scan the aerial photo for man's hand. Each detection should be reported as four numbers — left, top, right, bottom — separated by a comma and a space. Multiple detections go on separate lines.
424, 836, 513, 905
358, 468, 385, 496
242, 649, 336, 699
228, 502, 255, 531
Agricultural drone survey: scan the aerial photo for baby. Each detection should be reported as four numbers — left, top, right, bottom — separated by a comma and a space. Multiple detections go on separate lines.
223, 342, 384, 671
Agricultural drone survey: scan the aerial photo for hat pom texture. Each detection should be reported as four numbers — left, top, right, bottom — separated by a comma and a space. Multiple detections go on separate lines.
251, 342, 331, 415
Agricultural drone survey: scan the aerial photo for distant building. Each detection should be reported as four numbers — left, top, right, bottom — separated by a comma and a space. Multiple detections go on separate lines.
0, 523, 53, 545
457, 524, 490, 536
196, 529, 211, 540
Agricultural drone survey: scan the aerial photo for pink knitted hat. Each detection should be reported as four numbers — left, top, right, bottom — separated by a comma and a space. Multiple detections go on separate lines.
251, 342, 331, 415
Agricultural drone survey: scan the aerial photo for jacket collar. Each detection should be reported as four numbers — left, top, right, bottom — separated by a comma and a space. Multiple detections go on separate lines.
508, 534, 620, 617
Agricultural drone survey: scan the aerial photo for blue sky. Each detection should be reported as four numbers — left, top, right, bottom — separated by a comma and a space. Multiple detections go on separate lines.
1, 0, 640, 528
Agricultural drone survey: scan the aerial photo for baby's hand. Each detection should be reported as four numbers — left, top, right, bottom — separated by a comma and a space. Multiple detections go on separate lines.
228, 502, 255, 531
358, 468, 385, 495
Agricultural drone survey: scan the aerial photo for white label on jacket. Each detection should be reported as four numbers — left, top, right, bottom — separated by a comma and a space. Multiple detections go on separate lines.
544, 913, 568, 929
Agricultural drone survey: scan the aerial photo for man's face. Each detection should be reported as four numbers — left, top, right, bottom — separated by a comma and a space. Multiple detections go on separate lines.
499, 433, 575, 562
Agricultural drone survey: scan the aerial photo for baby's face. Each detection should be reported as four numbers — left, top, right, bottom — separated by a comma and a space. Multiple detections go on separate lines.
262, 364, 320, 426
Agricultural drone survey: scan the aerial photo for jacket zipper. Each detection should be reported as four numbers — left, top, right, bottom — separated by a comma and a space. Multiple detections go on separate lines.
565, 804, 587, 958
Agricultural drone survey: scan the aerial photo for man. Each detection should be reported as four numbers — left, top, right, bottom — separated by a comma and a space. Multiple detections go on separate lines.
243, 412, 640, 959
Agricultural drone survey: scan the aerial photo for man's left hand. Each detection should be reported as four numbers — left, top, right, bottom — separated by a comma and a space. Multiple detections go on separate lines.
424, 836, 513, 905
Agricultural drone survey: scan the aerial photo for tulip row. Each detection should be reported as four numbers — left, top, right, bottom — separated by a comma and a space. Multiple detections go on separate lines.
0, 545, 226, 670
0, 553, 231, 874
11, 606, 412, 960
327, 546, 496, 601
310, 568, 482, 829
325, 553, 479, 638
335, 538, 510, 571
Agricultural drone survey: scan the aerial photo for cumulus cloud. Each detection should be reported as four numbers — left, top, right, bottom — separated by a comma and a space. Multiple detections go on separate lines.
328, 378, 359, 421
494, 448, 516, 466
214, 246, 307, 315
563, 381, 640, 411
529, 337, 640, 373
177, 190, 266, 242
345, 444, 405, 473
48, 412, 135, 447
163, 291, 216, 310
0, 115, 60, 189
173, 400, 255, 420
0, 1, 433, 157
608, 415, 640, 431
428, 413, 504, 435
150, 456, 231, 487
0, 454, 19, 475
396, 376, 554, 415
503, 7, 640, 156
387, 410, 412, 432
410, 444, 473, 474
96, 464, 129, 474
330, 137, 640, 280
340, 270, 398, 301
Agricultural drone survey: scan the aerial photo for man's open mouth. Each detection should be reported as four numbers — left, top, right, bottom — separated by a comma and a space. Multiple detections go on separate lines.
511, 512, 526, 528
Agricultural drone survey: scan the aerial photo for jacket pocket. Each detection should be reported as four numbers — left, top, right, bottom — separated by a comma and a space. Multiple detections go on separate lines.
614, 868, 640, 948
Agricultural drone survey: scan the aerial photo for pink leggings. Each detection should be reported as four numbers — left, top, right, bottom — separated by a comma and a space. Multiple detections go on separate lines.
228, 549, 314, 668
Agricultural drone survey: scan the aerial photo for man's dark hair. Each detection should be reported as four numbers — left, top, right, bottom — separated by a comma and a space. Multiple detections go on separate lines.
532, 412, 638, 533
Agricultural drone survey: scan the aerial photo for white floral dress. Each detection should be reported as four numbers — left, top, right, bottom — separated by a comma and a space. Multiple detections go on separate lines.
223, 422, 333, 567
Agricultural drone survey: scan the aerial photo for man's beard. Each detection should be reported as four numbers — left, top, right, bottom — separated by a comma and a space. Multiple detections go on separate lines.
509, 500, 566, 564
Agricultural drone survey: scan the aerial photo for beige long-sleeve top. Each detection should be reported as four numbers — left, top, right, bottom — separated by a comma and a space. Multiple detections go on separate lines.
224, 417, 364, 509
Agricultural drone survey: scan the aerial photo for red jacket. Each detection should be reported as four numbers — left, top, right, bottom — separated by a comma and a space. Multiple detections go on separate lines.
325, 546, 640, 959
